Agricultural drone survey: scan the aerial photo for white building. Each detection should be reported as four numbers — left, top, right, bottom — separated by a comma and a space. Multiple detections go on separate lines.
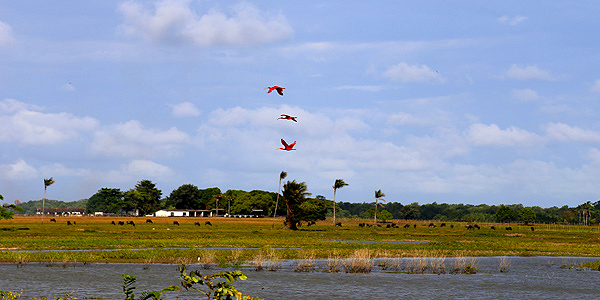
153, 209, 212, 217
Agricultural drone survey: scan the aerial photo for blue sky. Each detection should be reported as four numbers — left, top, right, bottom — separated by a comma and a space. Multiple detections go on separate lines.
2, 1, 600, 207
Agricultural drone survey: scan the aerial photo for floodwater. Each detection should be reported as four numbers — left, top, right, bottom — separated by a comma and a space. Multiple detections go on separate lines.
0, 257, 598, 299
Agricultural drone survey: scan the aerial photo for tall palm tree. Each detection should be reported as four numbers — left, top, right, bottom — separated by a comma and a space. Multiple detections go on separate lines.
374, 189, 386, 226
42, 177, 55, 224
272, 171, 287, 229
332, 179, 348, 226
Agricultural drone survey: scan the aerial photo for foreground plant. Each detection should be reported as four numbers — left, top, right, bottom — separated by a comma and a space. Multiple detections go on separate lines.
123, 265, 266, 300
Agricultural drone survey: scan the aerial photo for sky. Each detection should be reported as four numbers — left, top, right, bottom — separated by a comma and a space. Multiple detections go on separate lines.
2, 1, 600, 208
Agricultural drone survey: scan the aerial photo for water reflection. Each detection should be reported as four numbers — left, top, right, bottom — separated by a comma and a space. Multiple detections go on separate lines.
0, 257, 597, 300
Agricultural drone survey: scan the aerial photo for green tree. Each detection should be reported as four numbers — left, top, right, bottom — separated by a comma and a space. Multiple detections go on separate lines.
298, 198, 328, 222
135, 180, 162, 215
332, 179, 348, 226
374, 189, 385, 224
272, 171, 287, 229
378, 209, 393, 222
0, 194, 24, 220
496, 205, 515, 223
86, 188, 124, 214
42, 177, 55, 224
282, 180, 311, 230
517, 207, 536, 224
399, 202, 421, 220
199, 187, 222, 210
168, 184, 201, 209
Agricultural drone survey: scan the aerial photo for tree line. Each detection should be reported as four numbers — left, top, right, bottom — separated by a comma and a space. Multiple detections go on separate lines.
9, 178, 600, 226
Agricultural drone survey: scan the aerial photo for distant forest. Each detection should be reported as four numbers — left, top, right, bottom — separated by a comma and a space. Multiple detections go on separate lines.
15, 181, 599, 225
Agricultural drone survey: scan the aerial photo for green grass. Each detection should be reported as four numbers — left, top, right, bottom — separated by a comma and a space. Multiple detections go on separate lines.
1, 217, 599, 263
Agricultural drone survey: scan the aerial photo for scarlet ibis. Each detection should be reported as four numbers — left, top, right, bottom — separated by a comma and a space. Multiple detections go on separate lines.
266, 86, 285, 95
277, 114, 297, 122
279, 139, 296, 151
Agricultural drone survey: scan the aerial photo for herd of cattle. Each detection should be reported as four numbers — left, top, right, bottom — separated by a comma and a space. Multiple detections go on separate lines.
49, 218, 535, 231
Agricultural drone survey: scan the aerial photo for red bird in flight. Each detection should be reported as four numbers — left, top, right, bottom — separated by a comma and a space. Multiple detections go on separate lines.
266, 86, 285, 95
278, 114, 297, 122
279, 139, 296, 151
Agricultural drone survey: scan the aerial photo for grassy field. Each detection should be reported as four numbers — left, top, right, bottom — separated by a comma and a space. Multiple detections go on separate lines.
0, 216, 599, 264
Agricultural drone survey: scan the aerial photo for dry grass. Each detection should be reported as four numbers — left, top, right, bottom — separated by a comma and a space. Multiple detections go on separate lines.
343, 249, 374, 273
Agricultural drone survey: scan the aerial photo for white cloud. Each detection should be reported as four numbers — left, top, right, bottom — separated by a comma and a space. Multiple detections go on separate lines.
505, 64, 556, 81
118, 0, 293, 46
497, 15, 527, 26
170, 102, 200, 117
0, 21, 15, 48
382, 62, 441, 83
60, 83, 75, 92
387, 112, 433, 126
591, 79, 600, 93
123, 160, 174, 177
0, 102, 98, 146
545, 123, 600, 143
91, 120, 189, 158
466, 123, 541, 146
0, 159, 37, 180
511, 88, 540, 101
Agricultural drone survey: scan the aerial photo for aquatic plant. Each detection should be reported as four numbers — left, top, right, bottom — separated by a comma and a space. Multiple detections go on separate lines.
323, 255, 342, 273
343, 249, 373, 273
295, 250, 316, 272
499, 256, 510, 272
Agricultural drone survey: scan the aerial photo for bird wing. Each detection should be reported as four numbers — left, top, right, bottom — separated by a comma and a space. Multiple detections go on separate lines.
276, 88, 284, 95
281, 139, 289, 147
289, 141, 296, 148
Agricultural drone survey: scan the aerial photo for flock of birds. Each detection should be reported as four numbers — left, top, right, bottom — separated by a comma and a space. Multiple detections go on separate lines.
266, 85, 298, 151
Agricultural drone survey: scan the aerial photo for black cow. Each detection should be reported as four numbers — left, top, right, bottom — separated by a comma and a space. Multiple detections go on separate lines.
205, 221, 212, 226
466, 225, 474, 230
491, 226, 496, 230
146, 219, 153, 223
111, 221, 116, 225
118, 221, 125, 225
530, 226, 535, 231
335, 222, 342, 227
404, 224, 411, 228
127, 220, 135, 226
66, 221, 72, 225
505, 227, 512, 231
440, 223, 446, 227
194, 222, 201, 226
50, 218, 56, 223
428, 223, 436, 228
474, 224, 480, 230
173, 221, 180, 226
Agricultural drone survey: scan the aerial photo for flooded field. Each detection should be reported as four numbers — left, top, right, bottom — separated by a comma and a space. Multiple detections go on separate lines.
0, 256, 598, 299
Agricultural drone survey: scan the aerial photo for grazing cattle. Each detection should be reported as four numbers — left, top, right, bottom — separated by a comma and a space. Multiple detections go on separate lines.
440, 223, 446, 227
359, 223, 365, 227
173, 221, 180, 226
50, 218, 56, 223
505, 227, 512, 231
474, 224, 480, 230
146, 219, 153, 223
386, 224, 392, 228
118, 221, 125, 225
413, 224, 417, 228
428, 223, 436, 228
404, 224, 411, 228
111, 221, 116, 225
466, 225, 474, 230
491, 226, 496, 230
308, 221, 316, 226
450, 224, 454, 228
194, 222, 201, 226
127, 221, 135, 226
335, 222, 342, 227
530, 226, 535, 232
392, 224, 399, 228
66, 221, 72, 225
205, 221, 212, 226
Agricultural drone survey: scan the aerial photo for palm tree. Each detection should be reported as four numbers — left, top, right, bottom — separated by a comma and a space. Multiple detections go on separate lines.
374, 189, 386, 226
332, 179, 348, 226
272, 171, 287, 229
42, 177, 55, 224
282, 180, 311, 230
